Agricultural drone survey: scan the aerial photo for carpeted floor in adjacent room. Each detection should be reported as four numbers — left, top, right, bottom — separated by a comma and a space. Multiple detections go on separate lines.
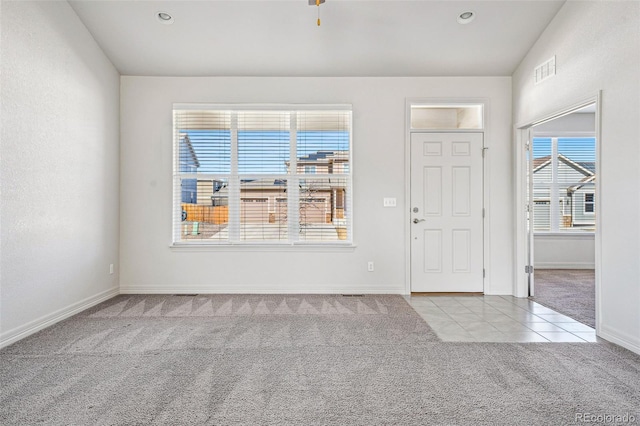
1, 294, 638, 425
531, 269, 595, 328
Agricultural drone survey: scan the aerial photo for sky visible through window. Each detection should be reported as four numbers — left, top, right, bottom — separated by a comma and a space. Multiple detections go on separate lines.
533, 137, 596, 162
182, 130, 349, 174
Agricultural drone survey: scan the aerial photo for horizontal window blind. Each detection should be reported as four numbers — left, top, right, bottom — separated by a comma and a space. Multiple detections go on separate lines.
238, 111, 290, 175
531, 137, 596, 232
173, 106, 352, 245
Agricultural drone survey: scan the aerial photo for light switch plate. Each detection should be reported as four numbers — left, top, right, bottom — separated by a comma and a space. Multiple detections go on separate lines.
383, 198, 397, 207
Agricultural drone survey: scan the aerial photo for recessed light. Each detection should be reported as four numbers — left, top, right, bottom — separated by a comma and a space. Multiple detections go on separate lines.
156, 11, 174, 25
457, 11, 475, 25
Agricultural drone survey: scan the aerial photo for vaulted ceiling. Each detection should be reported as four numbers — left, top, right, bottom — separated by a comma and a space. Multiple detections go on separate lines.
69, 0, 565, 77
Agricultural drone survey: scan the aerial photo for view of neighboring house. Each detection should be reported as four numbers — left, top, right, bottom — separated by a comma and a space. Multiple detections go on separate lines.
286, 150, 350, 175
184, 150, 348, 227
179, 134, 199, 204
533, 153, 596, 231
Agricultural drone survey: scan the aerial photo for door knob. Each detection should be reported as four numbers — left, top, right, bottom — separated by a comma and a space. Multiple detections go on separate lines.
413, 218, 425, 224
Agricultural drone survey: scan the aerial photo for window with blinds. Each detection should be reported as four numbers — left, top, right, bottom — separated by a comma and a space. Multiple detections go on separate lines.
531, 137, 596, 232
173, 105, 352, 245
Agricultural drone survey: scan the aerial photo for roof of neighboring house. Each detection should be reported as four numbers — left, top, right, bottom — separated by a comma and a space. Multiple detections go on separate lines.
180, 134, 200, 168
533, 155, 552, 169
204, 178, 342, 195
533, 154, 594, 177
568, 175, 596, 193
292, 151, 349, 164
578, 161, 596, 174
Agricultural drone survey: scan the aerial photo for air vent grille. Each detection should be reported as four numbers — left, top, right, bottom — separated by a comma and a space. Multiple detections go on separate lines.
534, 56, 556, 85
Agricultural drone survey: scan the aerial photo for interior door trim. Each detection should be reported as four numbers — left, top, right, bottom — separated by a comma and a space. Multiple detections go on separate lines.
404, 98, 490, 295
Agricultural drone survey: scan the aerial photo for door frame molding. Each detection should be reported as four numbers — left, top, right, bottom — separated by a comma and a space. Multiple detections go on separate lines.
513, 92, 602, 330
404, 98, 490, 295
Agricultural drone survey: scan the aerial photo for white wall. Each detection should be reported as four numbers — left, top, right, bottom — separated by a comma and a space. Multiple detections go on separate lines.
533, 112, 595, 134
534, 234, 595, 269
120, 77, 512, 295
513, 1, 640, 353
0, 1, 120, 347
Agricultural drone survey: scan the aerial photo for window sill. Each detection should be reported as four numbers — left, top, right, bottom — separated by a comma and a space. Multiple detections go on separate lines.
169, 242, 357, 252
533, 232, 595, 238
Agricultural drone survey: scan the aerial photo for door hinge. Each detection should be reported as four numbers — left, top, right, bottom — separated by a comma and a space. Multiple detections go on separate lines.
482, 208, 485, 218
483, 269, 486, 278
482, 147, 489, 158
525, 142, 531, 151
525, 265, 534, 274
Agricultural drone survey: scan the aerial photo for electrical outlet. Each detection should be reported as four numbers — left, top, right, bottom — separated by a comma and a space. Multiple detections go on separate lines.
109, 264, 114, 275
383, 198, 397, 207
367, 261, 374, 272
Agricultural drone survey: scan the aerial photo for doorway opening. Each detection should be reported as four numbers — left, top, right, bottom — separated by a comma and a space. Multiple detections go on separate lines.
521, 100, 599, 329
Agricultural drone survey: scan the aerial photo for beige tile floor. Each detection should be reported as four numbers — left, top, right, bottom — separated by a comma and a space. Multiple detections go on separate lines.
406, 295, 598, 342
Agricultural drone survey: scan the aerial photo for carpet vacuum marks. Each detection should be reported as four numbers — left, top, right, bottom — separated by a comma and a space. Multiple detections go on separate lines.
1, 294, 638, 425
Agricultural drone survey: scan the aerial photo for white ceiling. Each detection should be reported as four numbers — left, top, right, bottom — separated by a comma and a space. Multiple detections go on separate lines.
69, 0, 566, 77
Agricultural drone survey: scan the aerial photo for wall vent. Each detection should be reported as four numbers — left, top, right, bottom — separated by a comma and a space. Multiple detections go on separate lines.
534, 56, 556, 85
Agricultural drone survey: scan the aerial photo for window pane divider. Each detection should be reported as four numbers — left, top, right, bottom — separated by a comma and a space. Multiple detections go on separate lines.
550, 137, 559, 232
288, 112, 299, 242
229, 113, 240, 242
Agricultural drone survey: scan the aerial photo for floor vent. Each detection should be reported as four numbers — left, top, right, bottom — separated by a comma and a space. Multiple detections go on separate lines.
173, 294, 199, 297
342, 294, 364, 297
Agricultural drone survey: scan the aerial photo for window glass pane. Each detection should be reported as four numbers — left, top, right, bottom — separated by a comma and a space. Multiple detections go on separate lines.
297, 131, 350, 175
178, 178, 229, 243
180, 131, 231, 174
238, 131, 290, 174
532, 137, 596, 232
297, 111, 350, 175
175, 110, 231, 175
411, 105, 483, 130
533, 199, 550, 231
558, 137, 596, 164
532, 138, 552, 231
584, 193, 595, 213
298, 178, 349, 242
239, 178, 288, 241
238, 111, 290, 175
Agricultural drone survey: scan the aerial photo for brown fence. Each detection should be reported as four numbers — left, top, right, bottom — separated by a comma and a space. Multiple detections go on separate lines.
182, 204, 228, 225
182, 203, 335, 225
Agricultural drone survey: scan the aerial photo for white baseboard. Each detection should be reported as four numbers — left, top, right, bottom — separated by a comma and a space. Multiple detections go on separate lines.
0, 287, 119, 349
598, 325, 640, 356
119, 285, 403, 295
534, 262, 595, 269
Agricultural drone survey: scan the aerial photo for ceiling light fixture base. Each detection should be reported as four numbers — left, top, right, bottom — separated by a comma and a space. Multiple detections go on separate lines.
457, 11, 475, 25
156, 11, 174, 25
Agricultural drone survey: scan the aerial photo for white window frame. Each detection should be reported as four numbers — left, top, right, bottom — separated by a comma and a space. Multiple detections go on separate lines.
172, 104, 353, 248
584, 192, 595, 215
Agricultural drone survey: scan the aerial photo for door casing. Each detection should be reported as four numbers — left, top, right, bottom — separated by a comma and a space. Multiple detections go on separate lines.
405, 99, 489, 294
514, 93, 602, 332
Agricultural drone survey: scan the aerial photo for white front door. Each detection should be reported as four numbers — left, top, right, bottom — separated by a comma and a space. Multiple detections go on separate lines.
410, 132, 484, 292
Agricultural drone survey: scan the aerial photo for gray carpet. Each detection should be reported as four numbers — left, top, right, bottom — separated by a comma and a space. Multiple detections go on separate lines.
2, 294, 639, 425
531, 269, 596, 328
